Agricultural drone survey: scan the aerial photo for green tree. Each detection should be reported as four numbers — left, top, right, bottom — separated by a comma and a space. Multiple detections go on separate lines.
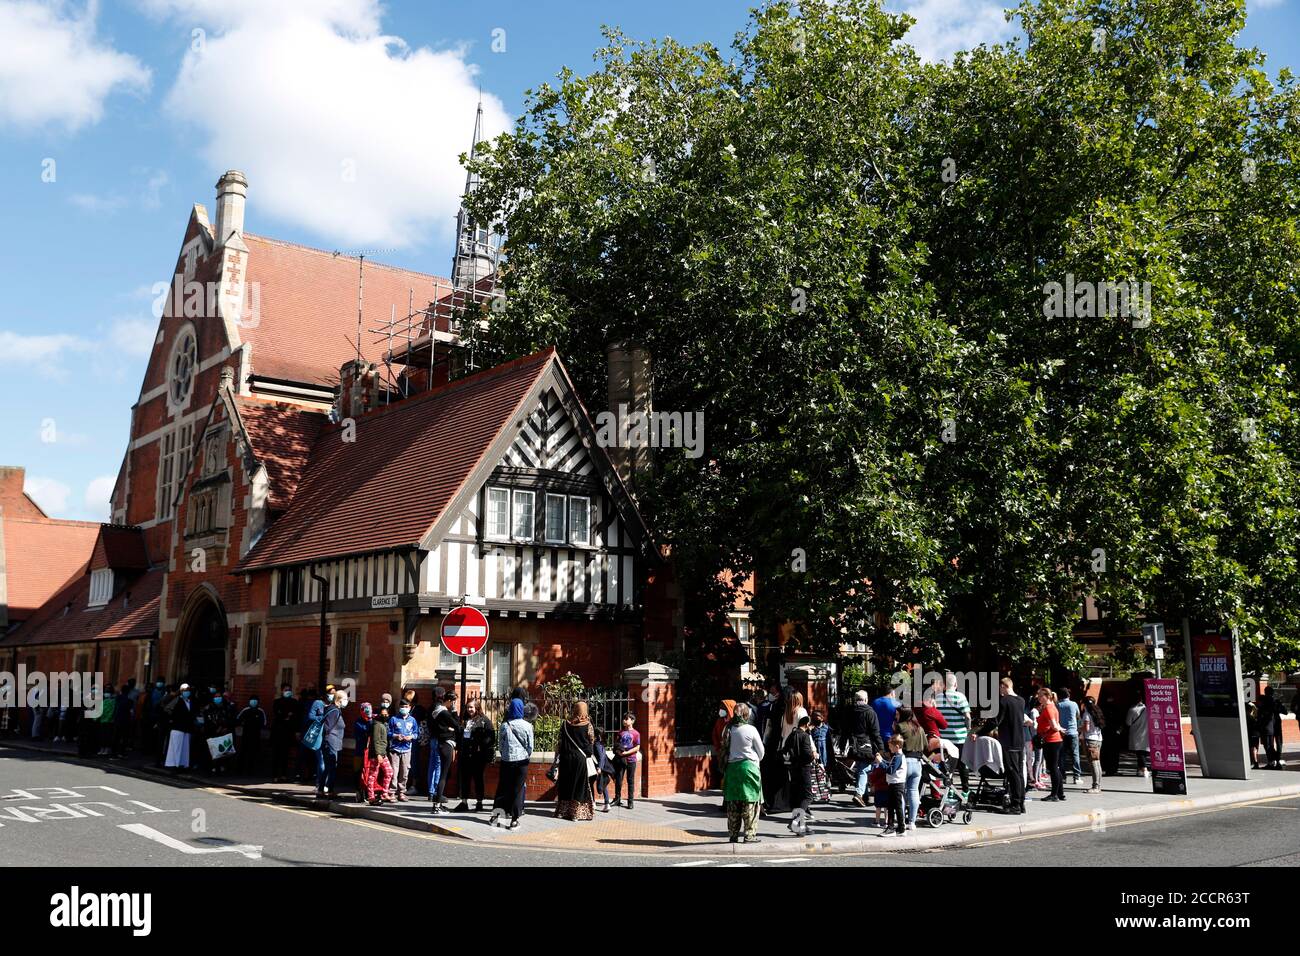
467, 0, 1300, 673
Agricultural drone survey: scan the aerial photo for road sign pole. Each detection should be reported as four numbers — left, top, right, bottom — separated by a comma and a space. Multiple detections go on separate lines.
460, 654, 467, 716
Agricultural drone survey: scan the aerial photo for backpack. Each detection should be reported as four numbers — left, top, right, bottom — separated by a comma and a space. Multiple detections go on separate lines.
850, 733, 875, 761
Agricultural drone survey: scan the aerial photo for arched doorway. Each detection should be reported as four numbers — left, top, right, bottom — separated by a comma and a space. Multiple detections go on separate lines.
173, 587, 230, 691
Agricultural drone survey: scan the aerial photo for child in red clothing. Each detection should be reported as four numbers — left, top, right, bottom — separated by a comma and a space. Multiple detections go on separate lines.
362, 704, 394, 804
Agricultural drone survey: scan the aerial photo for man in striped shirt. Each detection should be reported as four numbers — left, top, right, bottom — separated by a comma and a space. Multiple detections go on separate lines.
934, 671, 972, 791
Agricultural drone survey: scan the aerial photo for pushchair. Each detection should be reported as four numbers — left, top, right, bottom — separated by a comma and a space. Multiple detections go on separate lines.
965, 736, 1012, 813
919, 759, 973, 827
828, 751, 858, 794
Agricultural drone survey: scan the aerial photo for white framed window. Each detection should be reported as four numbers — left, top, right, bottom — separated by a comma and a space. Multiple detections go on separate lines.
489, 642, 512, 695
441, 642, 486, 672
545, 493, 567, 543
337, 628, 362, 675
511, 490, 535, 541
157, 430, 176, 519
157, 421, 193, 521
243, 623, 263, 664
88, 568, 114, 607
486, 487, 509, 540
568, 495, 591, 545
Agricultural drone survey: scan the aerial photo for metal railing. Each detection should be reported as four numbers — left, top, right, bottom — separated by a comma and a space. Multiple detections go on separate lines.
472, 689, 634, 752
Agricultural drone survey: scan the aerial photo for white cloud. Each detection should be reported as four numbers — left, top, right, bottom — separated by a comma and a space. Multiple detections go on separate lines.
84, 474, 116, 519
889, 0, 1017, 62
69, 192, 129, 214
24, 475, 72, 516
150, 0, 508, 249
141, 168, 170, 210
106, 316, 158, 357
0, 0, 151, 131
0, 330, 91, 366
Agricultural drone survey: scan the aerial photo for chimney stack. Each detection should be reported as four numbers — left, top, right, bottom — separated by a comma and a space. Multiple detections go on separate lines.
336, 360, 379, 420
605, 340, 653, 497
213, 170, 248, 248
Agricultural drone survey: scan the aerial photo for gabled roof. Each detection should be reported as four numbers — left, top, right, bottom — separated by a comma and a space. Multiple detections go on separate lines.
236, 349, 558, 571
230, 395, 327, 511
90, 525, 149, 573
0, 568, 162, 648
239, 234, 453, 386
0, 516, 101, 619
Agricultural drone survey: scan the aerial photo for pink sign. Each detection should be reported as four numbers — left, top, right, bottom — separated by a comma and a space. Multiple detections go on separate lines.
1144, 678, 1187, 794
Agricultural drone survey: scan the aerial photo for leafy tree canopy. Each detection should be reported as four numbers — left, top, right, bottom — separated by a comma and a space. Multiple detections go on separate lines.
467, 0, 1300, 673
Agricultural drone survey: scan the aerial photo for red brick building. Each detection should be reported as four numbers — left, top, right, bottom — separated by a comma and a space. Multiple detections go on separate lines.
4, 154, 676, 705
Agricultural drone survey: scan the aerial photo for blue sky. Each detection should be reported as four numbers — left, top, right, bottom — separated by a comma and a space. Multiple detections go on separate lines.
1, 0, 1297, 521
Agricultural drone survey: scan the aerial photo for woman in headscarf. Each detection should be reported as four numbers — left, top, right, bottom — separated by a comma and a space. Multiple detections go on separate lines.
491, 698, 533, 828
722, 702, 765, 843
712, 699, 737, 808
554, 700, 596, 821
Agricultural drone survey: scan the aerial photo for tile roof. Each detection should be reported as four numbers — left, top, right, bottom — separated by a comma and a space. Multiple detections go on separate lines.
1, 516, 101, 619
231, 396, 327, 511
240, 234, 453, 386
0, 568, 162, 647
237, 348, 556, 571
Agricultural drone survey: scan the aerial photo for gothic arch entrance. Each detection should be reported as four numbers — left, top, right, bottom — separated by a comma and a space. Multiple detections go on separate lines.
173, 586, 230, 691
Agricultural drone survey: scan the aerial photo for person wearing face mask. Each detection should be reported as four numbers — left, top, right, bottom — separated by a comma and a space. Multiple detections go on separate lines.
386, 699, 418, 802
270, 684, 300, 783
163, 684, 196, 771
236, 694, 267, 776
316, 690, 348, 799
201, 690, 236, 775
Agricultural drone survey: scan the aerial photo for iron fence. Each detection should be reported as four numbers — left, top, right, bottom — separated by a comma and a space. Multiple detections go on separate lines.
473, 689, 633, 752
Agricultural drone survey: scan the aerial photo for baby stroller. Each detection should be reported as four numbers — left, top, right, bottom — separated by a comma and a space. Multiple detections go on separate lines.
967, 737, 1012, 813
829, 751, 858, 794
919, 760, 973, 827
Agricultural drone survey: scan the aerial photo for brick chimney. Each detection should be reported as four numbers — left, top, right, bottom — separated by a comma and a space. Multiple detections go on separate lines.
605, 340, 653, 497
0, 465, 46, 519
213, 170, 248, 248
336, 360, 380, 420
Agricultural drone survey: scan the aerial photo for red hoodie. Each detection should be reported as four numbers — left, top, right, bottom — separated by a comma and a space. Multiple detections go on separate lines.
916, 702, 949, 738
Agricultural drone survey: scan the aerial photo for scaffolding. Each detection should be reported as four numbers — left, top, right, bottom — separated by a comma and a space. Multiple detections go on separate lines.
364, 97, 502, 401
365, 272, 499, 400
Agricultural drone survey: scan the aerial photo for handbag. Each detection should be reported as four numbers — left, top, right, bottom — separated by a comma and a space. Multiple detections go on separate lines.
812, 761, 831, 802
302, 720, 323, 751
207, 732, 235, 760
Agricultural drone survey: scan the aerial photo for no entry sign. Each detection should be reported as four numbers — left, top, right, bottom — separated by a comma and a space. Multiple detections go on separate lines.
441, 606, 489, 656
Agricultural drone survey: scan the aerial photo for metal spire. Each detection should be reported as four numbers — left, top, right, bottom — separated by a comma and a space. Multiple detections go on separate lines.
450, 96, 497, 291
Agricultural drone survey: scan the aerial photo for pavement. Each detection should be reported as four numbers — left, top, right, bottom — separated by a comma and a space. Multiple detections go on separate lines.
5, 734, 1299, 857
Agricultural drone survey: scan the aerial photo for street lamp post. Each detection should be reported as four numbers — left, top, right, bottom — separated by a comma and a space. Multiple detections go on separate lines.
311, 571, 330, 693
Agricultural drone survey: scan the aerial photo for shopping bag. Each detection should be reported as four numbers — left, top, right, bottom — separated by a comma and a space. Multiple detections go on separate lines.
207, 733, 235, 760
812, 761, 831, 802
302, 720, 323, 751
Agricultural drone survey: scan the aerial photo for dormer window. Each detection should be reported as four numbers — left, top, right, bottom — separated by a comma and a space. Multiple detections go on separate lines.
88, 568, 114, 607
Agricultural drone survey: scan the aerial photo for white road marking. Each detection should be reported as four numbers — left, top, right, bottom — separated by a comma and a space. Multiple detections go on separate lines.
119, 823, 262, 859
671, 860, 715, 866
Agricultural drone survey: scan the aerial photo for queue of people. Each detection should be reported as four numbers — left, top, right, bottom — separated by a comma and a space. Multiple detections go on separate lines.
716, 669, 1248, 840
